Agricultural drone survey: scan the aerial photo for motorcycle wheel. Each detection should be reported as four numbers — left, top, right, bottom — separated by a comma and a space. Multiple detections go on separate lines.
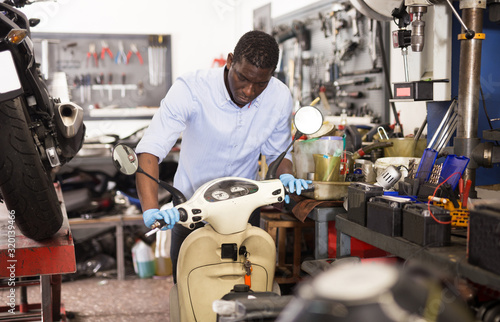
0, 97, 63, 240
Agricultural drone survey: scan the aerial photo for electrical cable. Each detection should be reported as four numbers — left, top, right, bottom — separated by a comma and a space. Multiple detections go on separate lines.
376, 21, 402, 131
427, 171, 462, 225
480, 84, 499, 146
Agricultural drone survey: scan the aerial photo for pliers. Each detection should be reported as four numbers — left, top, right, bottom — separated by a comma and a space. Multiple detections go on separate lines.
115, 41, 127, 65
126, 43, 144, 65
100, 41, 114, 61
86, 43, 98, 67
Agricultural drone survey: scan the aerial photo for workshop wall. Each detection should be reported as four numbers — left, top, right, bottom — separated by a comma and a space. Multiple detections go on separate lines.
19, 0, 453, 133
19, 0, 239, 80
21, 0, 322, 80
270, 0, 390, 122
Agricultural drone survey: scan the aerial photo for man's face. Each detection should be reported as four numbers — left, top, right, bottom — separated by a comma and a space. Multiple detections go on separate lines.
225, 53, 274, 107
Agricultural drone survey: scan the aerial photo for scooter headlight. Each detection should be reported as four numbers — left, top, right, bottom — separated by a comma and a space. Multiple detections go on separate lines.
6, 29, 28, 44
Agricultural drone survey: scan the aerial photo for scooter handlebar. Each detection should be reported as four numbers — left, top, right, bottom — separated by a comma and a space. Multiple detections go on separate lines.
284, 183, 315, 195
148, 207, 188, 230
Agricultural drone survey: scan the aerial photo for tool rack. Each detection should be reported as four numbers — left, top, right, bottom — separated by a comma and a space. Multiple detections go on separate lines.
0, 184, 76, 322
31, 32, 172, 112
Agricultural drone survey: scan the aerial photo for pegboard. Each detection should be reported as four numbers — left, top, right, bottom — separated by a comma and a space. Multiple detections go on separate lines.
31, 33, 172, 114
272, 0, 391, 123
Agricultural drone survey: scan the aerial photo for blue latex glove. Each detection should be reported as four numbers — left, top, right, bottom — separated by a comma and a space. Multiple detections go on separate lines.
143, 208, 180, 230
279, 174, 312, 204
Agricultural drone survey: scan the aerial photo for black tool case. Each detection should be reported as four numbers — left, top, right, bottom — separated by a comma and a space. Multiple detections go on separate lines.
402, 203, 451, 247
367, 196, 413, 237
468, 202, 500, 275
347, 183, 384, 226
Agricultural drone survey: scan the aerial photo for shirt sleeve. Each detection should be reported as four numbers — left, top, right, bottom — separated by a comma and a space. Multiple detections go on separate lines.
261, 87, 294, 165
135, 77, 196, 161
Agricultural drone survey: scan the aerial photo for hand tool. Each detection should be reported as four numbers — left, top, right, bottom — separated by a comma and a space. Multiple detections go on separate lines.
115, 41, 127, 65
86, 43, 98, 67
127, 43, 144, 65
337, 90, 363, 98
83, 73, 92, 102
95, 73, 104, 98
333, 77, 370, 87
107, 73, 113, 101
121, 73, 126, 97
459, 178, 464, 204
462, 180, 472, 208
148, 35, 167, 86
100, 41, 114, 61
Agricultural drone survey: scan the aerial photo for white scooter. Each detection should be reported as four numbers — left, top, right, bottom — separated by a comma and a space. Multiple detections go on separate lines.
112, 105, 323, 322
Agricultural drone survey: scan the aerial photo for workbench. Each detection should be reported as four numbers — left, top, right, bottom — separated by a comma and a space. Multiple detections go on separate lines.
335, 213, 500, 292
68, 214, 144, 280
0, 185, 76, 321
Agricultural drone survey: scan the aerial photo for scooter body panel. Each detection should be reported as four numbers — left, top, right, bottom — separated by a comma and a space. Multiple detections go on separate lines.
176, 223, 276, 322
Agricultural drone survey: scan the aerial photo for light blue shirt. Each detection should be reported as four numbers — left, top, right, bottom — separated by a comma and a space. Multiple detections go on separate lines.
136, 67, 293, 199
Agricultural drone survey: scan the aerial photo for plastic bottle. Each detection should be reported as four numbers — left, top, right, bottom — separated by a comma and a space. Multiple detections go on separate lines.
154, 230, 173, 276
131, 238, 155, 278
338, 109, 348, 131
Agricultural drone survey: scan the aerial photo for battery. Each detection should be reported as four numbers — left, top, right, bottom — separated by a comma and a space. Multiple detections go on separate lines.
468, 202, 500, 275
347, 183, 384, 226
402, 203, 451, 247
367, 196, 413, 237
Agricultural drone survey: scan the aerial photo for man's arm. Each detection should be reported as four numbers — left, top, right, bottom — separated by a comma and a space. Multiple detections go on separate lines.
136, 153, 160, 211
273, 158, 293, 178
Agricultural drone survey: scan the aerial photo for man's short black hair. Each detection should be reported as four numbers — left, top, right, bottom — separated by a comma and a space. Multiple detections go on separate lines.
233, 30, 279, 70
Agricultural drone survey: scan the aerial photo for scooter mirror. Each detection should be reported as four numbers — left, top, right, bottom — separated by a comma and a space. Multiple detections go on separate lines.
112, 143, 139, 175
294, 105, 323, 135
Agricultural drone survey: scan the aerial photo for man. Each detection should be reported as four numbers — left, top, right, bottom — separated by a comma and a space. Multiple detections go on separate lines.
135, 30, 309, 282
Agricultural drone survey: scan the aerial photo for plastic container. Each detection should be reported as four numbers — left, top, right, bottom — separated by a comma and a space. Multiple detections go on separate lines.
154, 230, 173, 276
293, 136, 343, 180
132, 239, 155, 278
415, 148, 438, 183
438, 155, 470, 189
338, 109, 347, 131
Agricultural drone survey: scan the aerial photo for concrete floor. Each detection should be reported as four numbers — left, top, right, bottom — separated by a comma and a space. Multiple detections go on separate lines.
23, 276, 174, 321
3, 275, 299, 321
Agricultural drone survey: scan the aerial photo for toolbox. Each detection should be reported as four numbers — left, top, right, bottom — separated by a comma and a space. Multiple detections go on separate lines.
468, 202, 500, 275
367, 196, 413, 237
402, 203, 451, 247
347, 183, 384, 226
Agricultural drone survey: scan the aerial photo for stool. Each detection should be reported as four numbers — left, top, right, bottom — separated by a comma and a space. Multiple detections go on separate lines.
260, 212, 315, 284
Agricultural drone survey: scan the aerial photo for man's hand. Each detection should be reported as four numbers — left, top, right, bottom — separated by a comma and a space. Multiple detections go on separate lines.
143, 208, 180, 230
279, 174, 312, 203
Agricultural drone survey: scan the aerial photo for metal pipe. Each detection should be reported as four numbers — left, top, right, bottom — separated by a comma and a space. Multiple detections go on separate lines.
444, 0, 476, 39
427, 100, 457, 149
437, 117, 458, 153
435, 113, 457, 150
455, 5, 485, 198
402, 47, 410, 82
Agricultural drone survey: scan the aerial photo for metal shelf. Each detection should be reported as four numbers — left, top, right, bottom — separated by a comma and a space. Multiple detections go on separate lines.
335, 214, 500, 291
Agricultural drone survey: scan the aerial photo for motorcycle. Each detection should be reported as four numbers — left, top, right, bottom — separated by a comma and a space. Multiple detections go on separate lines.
111, 105, 324, 322
0, 0, 85, 240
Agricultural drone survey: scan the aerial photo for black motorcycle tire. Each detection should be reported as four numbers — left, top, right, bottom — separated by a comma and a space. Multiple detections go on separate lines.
0, 97, 63, 240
